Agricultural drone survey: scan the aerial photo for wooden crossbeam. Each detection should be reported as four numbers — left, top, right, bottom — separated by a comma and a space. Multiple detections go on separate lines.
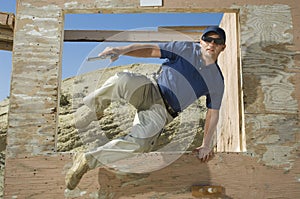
0, 27, 13, 42
0, 12, 14, 29
0, 41, 13, 51
64, 25, 210, 42
0, 12, 14, 51
64, 29, 201, 42
158, 25, 208, 32
1, 14, 207, 50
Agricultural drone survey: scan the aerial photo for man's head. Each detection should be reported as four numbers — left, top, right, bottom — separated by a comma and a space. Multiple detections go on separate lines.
201, 26, 226, 45
200, 26, 226, 62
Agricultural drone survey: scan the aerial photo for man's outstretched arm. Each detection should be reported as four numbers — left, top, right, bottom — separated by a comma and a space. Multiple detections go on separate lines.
194, 108, 219, 162
98, 44, 161, 61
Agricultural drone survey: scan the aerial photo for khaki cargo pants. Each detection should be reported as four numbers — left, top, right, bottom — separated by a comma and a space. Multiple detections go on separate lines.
82, 71, 174, 170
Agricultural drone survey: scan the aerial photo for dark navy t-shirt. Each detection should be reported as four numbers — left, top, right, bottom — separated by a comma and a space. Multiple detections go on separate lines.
157, 41, 224, 112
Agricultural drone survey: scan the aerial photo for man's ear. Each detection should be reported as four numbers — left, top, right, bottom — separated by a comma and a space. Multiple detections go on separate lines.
221, 45, 226, 51
199, 42, 203, 48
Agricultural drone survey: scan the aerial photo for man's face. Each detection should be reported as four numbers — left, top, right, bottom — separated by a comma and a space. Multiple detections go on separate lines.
200, 32, 226, 60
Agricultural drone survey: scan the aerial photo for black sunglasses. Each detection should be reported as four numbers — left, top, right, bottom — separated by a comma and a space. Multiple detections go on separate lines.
202, 36, 225, 45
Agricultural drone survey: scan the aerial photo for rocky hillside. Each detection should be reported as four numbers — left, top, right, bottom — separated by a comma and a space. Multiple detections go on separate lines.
0, 98, 8, 199
0, 63, 207, 198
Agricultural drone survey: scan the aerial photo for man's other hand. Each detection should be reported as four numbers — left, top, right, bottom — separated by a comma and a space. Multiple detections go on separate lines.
193, 146, 214, 163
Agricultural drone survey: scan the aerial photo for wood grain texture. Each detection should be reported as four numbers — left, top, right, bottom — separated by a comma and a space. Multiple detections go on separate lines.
98, 153, 300, 199
238, 4, 299, 169
4, 154, 100, 199
240, 5, 297, 114
0, 12, 14, 50
64, 30, 199, 42
0, 12, 14, 29
218, 13, 245, 152
4, 153, 300, 198
0, 41, 13, 51
6, 4, 64, 157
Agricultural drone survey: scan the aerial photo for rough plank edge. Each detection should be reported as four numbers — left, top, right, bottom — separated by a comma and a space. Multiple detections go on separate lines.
3, 152, 300, 198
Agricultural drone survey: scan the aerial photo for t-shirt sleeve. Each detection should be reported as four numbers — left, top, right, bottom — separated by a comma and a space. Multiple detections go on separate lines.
206, 90, 224, 110
159, 42, 177, 60
159, 41, 192, 60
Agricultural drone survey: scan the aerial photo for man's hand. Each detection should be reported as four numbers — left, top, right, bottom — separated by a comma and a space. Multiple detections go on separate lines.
98, 44, 161, 61
193, 146, 214, 163
98, 47, 120, 62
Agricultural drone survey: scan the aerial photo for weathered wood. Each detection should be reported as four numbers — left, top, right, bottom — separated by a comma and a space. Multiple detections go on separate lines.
0, 12, 14, 50
4, 153, 99, 199
0, 13, 7, 26
64, 7, 238, 14
240, 5, 298, 114
64, 26, 211, 43
64, 29, 199, 42
0, 41, 13, 51
98, 152, 300, 199
218, 13, 245, 152
5, 153, 299, 198
0, 12, 14, 29
158, 25, 208, 32
6, 4, 64, 157
0, 28, 13, 42
245, 113, 299, 164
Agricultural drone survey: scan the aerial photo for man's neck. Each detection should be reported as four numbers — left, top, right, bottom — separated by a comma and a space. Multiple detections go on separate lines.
202, 55, 217, 66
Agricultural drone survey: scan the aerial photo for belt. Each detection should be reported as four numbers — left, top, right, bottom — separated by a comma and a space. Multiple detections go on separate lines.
163, 97, 178, 118
157, 85, 178, 118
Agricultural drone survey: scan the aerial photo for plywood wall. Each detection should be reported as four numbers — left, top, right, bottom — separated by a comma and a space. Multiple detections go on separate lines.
239, 4, 299, 167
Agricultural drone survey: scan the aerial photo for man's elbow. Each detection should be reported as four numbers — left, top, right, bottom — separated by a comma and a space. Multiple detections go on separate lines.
150, 46, 161, 57
208, 108, 220, 120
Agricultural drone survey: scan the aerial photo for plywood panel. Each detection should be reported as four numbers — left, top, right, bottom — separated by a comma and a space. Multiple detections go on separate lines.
240, 4, 297, 114
6, 3, 64, 157
98, 152, 300, 199
4, 153, 300, 198
238, 4, 300, 165
4, 154, 100, 199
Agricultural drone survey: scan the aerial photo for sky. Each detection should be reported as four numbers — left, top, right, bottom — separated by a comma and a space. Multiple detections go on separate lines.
0, 0, 223, 101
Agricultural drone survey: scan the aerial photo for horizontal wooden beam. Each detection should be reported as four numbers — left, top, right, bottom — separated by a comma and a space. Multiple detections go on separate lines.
0, 28, 13, 42
0, 12, 14, 51
158, 25, 208, 32
4, 152, 300, 198
64, 29, 201, 42
64, 7, 239, 15
0, 12, 14, 30
0, 41, 13, 51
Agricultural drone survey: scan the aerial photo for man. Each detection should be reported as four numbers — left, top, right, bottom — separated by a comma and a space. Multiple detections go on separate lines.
65, 26, 226, 190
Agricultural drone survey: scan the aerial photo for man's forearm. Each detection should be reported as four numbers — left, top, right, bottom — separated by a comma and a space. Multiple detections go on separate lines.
117, 44, 160, 58
202, 109, 219, 148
